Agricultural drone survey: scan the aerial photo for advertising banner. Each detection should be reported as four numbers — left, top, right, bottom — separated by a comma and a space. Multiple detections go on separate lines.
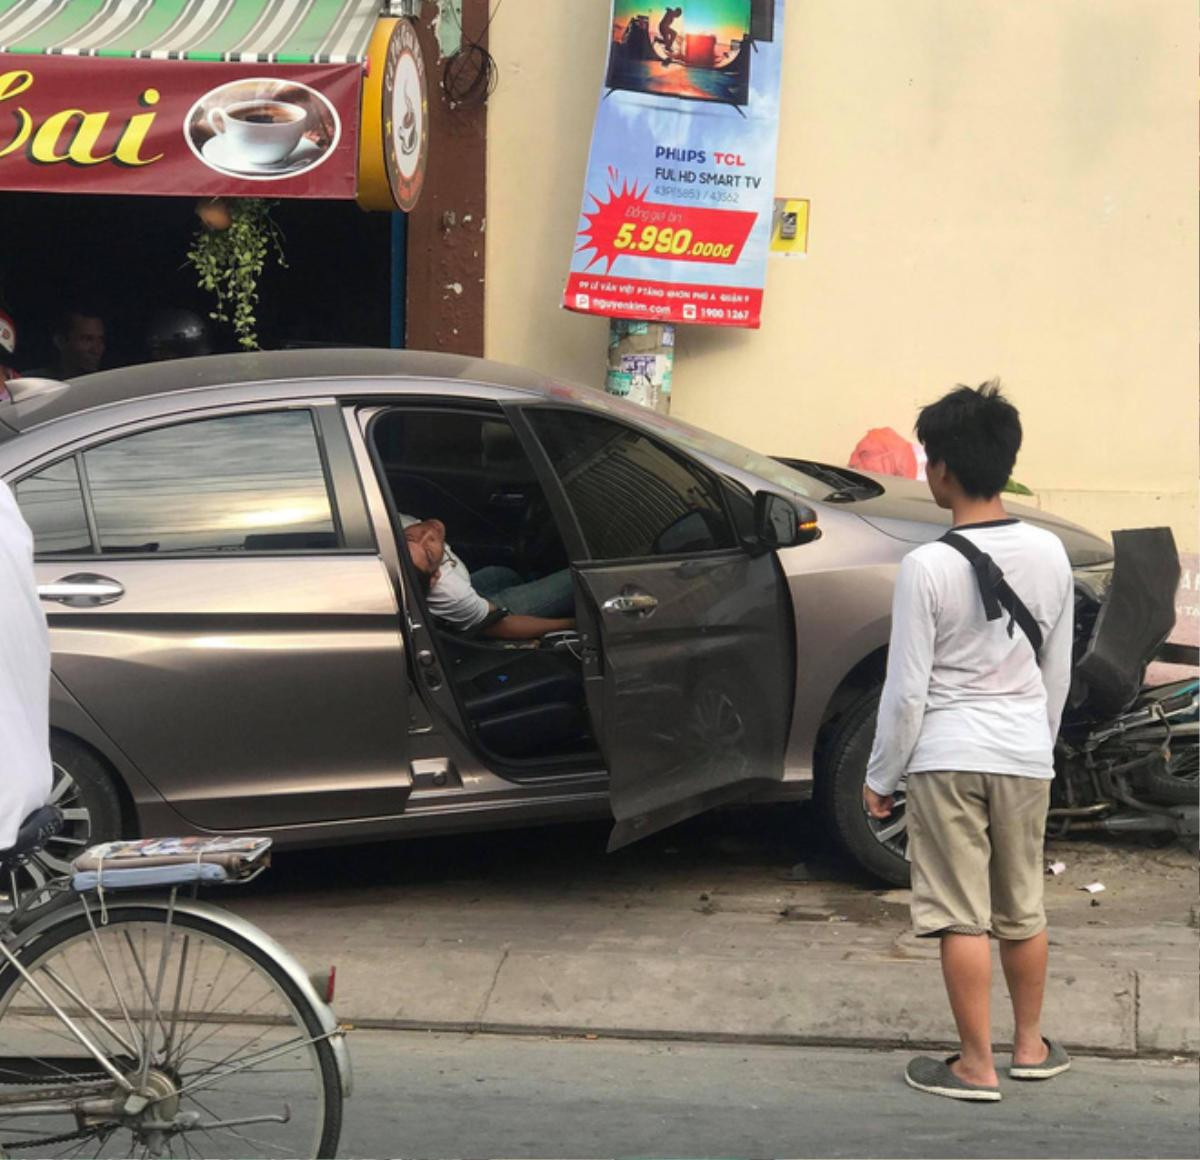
564, 1, 785, 329
0, 55, 362, 199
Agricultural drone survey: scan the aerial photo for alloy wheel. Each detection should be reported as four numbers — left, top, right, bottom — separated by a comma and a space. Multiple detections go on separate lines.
21, 761, 94, 889
863, 778, 909, 861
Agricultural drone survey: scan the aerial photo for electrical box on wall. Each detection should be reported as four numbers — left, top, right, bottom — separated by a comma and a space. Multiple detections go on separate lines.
770, 198, 810, 257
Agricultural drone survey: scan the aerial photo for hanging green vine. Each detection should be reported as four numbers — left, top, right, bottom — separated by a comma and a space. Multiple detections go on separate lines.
187, 198, 286, 350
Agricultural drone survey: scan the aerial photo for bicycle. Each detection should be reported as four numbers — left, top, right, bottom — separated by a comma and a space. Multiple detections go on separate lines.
0, 806, 350, 1158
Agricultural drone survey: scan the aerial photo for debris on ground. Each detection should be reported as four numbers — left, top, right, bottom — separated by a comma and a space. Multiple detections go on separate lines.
1080, 882, 1106, 893
1047, 861, 1067, 876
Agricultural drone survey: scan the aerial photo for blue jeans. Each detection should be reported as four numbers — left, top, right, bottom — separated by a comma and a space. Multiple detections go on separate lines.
470, 566, 574, 619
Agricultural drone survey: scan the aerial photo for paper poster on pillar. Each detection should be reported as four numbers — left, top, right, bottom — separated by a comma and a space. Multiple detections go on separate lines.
564, 1, 785, 329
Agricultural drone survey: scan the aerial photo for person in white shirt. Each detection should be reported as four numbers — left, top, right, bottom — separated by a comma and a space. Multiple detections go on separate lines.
864, 381, 1074, 1102
401, 516, 574, 641
0, 480, 53, 850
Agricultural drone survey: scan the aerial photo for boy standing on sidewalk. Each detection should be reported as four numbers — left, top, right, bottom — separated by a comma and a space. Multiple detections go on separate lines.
863, 381, 1075, 1102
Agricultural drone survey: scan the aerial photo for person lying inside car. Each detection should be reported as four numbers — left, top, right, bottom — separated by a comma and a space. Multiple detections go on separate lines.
401, 516, 575, 641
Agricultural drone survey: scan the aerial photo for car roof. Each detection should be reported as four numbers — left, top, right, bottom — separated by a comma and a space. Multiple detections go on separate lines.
0, 348, 572, 435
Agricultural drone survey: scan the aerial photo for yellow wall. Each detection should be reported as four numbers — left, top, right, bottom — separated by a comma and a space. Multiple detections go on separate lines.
484, 1, 1198, 551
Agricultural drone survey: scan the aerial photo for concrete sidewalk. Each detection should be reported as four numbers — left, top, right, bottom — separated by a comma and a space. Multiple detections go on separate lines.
226, 811, 1199, 1058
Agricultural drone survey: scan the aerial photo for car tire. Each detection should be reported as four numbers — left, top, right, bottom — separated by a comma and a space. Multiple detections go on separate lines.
816, 690, 911, 887
38, 735, 125, 878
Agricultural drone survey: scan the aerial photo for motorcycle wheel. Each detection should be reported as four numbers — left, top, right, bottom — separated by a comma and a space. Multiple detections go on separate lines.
1135, 744, 1198, 805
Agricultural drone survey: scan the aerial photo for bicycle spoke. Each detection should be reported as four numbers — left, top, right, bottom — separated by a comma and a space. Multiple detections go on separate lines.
169, 950, 236, 1062
37, 964, 138, 1058
169, 962, 258, 1065
118, 929, 174, 1062
177, 1031, 328, 1099
160, 935, 191, 1064
177, 1017, 280, 1082
84, 902, 143, 1056
91, 1128, 116, 1158
171, 983, 279, 1064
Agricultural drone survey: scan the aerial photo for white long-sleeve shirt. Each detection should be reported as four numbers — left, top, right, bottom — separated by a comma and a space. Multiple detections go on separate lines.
0, 481, 52, 849
865, 519, 1075, 797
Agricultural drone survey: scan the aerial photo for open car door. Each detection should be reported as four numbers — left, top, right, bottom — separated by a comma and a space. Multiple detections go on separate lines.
520, 406, 799, 850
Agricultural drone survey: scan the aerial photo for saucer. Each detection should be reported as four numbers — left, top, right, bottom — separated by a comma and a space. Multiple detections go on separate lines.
200, 135, 322, 177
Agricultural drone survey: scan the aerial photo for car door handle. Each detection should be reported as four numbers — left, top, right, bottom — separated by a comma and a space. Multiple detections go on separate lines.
38, 574, 125, 608
602, 593, 658, 615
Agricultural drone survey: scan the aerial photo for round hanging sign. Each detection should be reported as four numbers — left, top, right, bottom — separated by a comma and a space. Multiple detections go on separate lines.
358, 17, 429, 212
383, 18, 428, 212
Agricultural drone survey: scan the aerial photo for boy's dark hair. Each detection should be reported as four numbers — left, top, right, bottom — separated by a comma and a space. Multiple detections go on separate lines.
915, 379, 1022, 499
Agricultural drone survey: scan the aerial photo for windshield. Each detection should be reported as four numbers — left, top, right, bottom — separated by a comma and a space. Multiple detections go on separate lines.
618, 407, 823, 498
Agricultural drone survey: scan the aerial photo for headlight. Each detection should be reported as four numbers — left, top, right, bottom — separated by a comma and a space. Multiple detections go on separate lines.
1073, 561, 1115, 604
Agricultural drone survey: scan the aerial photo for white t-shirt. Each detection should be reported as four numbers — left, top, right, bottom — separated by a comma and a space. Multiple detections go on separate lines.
0, 481, 53, 849
399, 514, 490, 630
865, 519, 1075, 796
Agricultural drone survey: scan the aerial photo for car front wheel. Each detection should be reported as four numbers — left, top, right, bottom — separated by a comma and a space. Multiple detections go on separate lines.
816, 690, 911, 887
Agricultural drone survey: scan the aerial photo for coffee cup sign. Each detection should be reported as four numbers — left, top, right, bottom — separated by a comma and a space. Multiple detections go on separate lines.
209, 100, 308, 166
186, 78, 341, 180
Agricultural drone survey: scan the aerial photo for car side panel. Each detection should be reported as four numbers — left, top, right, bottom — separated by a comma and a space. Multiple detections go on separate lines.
40, 555, 412, 829
49, 671, 177, 821
775, 507, 910, 779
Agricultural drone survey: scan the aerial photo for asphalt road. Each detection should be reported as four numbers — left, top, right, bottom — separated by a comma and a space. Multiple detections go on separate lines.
339, 1029, 1199, 1159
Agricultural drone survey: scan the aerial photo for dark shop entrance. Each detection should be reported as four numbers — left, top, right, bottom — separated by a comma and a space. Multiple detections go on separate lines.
1, 192, 396, 376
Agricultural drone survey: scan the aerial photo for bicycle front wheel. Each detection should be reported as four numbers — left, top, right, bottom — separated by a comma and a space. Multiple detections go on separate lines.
0, 903, 342, 1159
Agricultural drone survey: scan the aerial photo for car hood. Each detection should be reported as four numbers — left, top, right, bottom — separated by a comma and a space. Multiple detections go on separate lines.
839, 472, 1113, 567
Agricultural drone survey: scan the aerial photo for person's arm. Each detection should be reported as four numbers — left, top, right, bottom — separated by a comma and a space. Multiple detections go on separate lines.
1040, 560, 1076, 740
481, 611, 575, 641
864, 554, 937, 801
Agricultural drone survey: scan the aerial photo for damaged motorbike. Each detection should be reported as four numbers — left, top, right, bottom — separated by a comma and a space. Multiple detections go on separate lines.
1054, 527, 1197, 841
852, 526, 1197, 886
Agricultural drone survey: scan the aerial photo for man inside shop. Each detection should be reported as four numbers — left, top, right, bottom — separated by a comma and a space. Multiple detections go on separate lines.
29, 308, 106, 380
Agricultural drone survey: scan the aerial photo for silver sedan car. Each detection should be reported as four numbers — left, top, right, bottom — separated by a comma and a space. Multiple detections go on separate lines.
0, 350, 1115, 886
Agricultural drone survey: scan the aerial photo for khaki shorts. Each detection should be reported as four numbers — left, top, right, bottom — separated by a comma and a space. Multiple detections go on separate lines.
906, 771, 1051, 940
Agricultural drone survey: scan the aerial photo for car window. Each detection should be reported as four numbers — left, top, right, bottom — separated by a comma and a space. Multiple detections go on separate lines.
83, 411, 338, 555
14, 457, 93, 555
375, 411, 520, 472
526, 409, 735, 560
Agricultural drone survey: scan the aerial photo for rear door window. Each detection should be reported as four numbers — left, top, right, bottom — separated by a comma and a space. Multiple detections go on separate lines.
81, 410, 339, 555
13, 458, 93, 555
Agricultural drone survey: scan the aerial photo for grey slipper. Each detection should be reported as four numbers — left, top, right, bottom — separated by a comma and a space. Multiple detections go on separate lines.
905, 1054, 1001, 1102
1010, 1037, 1071, 1080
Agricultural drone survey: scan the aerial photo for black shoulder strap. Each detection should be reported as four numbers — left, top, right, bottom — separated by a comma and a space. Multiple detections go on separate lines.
940, 531, 1044, 659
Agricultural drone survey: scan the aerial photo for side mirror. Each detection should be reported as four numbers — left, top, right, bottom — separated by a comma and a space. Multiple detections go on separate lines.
753, 491, 820, 549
